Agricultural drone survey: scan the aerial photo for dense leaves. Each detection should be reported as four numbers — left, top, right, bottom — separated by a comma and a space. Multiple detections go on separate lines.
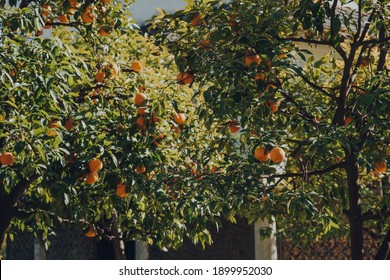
152, 0, 389, 258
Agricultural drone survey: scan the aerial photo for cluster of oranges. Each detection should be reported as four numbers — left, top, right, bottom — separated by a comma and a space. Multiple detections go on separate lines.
86, 158, 103, 184
245, 51, 282, 113
38, 1, 115, 37
254, 146, 286, 164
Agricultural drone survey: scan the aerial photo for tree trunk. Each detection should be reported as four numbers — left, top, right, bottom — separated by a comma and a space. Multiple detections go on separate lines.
0, 206, 14, 248
375, 229, 390, 260
346, 154, 363, 259
111, 210, 126, 260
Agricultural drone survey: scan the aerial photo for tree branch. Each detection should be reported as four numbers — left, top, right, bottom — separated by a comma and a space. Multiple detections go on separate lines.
375, 229, 390, 260
8, 174, 40, 206
296, 71, 337, 101
357, 36, 390, 46
279, 90, 319, 126
361, 206, 390, 222
260, 161, 346, 179
276, 36, 348, 61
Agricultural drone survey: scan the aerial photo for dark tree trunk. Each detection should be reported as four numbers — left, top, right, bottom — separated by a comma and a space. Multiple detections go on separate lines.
375, 230, 390, 260
346, 154, 364, 259
0, 206, 14, 248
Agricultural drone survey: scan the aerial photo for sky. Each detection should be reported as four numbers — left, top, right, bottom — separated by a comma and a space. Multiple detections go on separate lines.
129, 0, 186, 24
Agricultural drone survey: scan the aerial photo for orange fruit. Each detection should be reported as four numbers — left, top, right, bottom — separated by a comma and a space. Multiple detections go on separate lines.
265, 84, 277, 93
191, 14, 204, 26
135, 165, 146, 174
261, 195, 268, 202
270, 147, 285, 163
172, 125, 181, 134
173, 113, 186, 125
64, 118, 75, 131
116, 184, 128, 198
134, 92, 147, 106
210, 166, 219, 173
68, 0, 79, 8
375, 162, 387, 173
41, 5, 52, 17
43, 19, 52, 29
265, 100, 281, 113
254, 146, 270, 162
278, 53, 286, 59
99, 27, 110, 36
82, 6, 96, 24
255, 73, 266, 81
85, 172, 99, 184
95, 71, 105, 83
85, 226, 96, 238
152, 113, 160, 124
136, 117, 146, 130
177, 72, 194, 85
228, 123, 240, 134
267, 61, 272, 70
101, 0, 111, 3
47, 120, 61, 136
345, 116, 353, 126
199, 39, 210, 49
131, 61, 143, 72
88, 158, 103, 172
360, 57, 369, 68
245, 53, 261, 67
137, 107, 148, 116
59, 14, 69, 24
35, 29, 44, 36
9, 69, 15, 77
1, 152, 14, 166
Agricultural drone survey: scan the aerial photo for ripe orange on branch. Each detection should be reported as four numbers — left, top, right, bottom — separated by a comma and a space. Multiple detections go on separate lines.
177, 72, 194, 85
85, 172, 99, 184
85, 226, 96, 237
47, 120, 61, 136
135, 165, 146, 174
265, 100, 281, 113
64, 118, 75, 131
82, 6, 96, 24
254, 146, 270, 162
345, 116, 353, 126
375, 162, 387, 173
88, 158, 103, 172
191, 14, 205, 26
68, 0, 79, 8
245, 52, 261, 67
59, 14, 69, 24
116, 184, 128, 198
136, 117, 147, 130
99, 27, 110, 36
41, 5, 52, 17
43, 19, 52, 29
131, 61, 143, 73
134, 92, 147, 106
173, 113, 187, 125
0, 152, 14, 166
95, 71, 106, 83
270, 147, 286, 163
255, 73, 266, 81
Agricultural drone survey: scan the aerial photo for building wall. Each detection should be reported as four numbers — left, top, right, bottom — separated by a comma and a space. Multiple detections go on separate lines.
149, 219, 255, 260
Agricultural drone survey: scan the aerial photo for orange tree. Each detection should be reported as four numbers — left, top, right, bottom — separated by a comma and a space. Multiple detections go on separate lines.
152, 0, 389, 259
0, 0, 248, 257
